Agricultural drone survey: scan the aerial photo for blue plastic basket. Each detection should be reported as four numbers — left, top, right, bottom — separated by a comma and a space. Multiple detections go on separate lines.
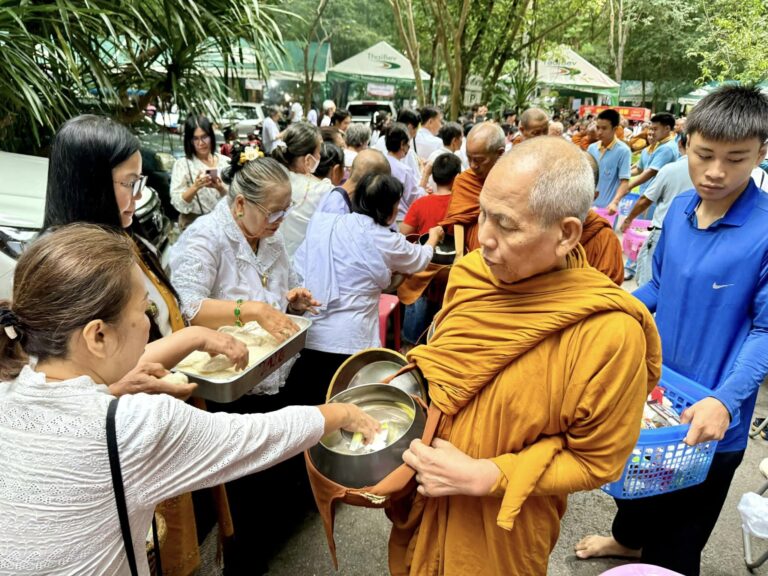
602, 366, 740, 499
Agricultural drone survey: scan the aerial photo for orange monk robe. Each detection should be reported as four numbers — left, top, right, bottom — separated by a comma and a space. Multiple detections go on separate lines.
388, 246, 661, 576
580, 209, 624, 285
439, 168, 485, 254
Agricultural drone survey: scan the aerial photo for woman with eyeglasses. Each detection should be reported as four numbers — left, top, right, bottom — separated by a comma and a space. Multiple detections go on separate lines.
171, 114, 230, 229
272, 122, 335, 258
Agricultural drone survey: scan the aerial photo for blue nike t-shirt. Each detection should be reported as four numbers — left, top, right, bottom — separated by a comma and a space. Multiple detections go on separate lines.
634, 179, 768, 452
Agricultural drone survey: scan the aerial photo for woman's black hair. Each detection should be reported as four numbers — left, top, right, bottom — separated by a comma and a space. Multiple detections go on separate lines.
385, 123, 410, 153
331, 109, 351, 126
352, 173, 403, 226
44, 114, 140, 230
183, 114, 217, 159
271, 123, 321, 168
316, 142, 344, 179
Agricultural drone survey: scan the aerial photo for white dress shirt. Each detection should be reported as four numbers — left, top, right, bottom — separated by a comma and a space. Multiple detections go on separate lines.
294, 212, 433, 354
415, 127, 443, 162
281, 171, 334, 259
386, 154, 426, 220
170, 154, 230, 215
0, 365, 324, 576
261, 116, 280, 153
374, 136, 423, 181
169, 199, 299, 394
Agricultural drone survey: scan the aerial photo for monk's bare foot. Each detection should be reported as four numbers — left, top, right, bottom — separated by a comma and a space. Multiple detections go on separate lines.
574, 535, 641, 559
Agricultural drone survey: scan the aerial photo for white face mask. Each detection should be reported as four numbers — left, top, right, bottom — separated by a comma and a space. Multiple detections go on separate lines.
307, 153, 320, 174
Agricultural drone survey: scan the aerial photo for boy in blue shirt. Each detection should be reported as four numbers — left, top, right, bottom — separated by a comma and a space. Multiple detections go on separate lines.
577, 85, 768, 575
588, 109, 632, 209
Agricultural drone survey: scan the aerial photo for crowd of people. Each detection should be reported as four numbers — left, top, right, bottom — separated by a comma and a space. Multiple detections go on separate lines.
1, 83, 767, 576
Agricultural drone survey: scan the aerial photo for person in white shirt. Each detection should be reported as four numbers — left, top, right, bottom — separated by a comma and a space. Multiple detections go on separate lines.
271, 123, 334, 258
307, 101, 318, 126
384, 123, 426, 220
343, 122, 371, 174
261, 105, 282, 154
292, 173, 442, 403
420, 121, 463, 190
0, 224, 379, 576
414, 106, 444, 161
320, 99, 336, 127
376, 109, 422, 178
171, 114, 231, 229
330, 109, 352, 134
289, 100, 303, 123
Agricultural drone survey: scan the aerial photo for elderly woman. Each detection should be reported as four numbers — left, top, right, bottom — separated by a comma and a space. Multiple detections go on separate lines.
171, 114, 231, 229
291, 174, 442, 404
170, 146, 316, 397
272, 123, 334, 258
0, 224, 378, 576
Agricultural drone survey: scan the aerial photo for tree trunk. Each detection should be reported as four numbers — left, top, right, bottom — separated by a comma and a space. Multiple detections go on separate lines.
390, 0, 427, 106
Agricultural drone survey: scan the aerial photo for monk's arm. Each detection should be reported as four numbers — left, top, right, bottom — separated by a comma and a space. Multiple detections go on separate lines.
489, 315, 649, 497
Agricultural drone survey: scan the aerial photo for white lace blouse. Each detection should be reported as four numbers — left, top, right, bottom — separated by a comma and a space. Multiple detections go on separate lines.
0, 365, 324, 576
169, 199, 300, 394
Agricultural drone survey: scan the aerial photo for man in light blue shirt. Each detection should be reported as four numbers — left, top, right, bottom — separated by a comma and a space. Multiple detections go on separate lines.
577, 85, 768, 576
621, 134, 693, 286
588, 109, 632, 208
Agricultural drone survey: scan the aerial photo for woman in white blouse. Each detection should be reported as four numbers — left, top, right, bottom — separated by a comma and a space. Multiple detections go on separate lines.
170, 148, 318, 398
291, 174, 443, 405
0, 224, 378, 576
271, 122, 334, 258
171, 114, 231, 229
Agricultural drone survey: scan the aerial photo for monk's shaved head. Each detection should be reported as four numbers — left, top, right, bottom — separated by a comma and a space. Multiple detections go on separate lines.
466, 123, 506, 180
349, 148, 391, 184
467, 122, 506, 153
495, 136, 593, 226
520, 108, 550, 140
520, 108, 549, 128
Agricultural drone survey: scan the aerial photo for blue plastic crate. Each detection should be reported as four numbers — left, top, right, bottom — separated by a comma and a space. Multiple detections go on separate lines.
602, 366, 740, 499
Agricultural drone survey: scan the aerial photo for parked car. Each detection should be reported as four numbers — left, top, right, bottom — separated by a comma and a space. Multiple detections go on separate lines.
346, 101, 397, 126
222, 102, 265, 139
0, 151, 171, 299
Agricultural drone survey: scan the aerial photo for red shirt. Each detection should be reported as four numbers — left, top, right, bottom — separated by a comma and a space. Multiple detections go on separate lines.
403, 194, 452, 235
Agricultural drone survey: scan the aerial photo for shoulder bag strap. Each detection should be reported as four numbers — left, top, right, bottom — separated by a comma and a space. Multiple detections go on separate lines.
107, 397, 140, 576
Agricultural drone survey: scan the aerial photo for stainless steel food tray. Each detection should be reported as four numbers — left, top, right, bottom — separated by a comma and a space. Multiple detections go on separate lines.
182, 316, 311, 403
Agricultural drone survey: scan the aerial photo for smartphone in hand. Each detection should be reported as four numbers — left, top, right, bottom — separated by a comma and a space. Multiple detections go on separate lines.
206, 168, 218, 182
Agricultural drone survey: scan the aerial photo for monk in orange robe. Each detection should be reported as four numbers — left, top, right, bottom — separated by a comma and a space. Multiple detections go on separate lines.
440, 123, 505, 253
388, 137, 661, 576
580, 209, 624, 284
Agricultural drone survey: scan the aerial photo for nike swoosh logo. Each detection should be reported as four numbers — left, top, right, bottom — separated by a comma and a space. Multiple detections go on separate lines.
712, 282, 734, 290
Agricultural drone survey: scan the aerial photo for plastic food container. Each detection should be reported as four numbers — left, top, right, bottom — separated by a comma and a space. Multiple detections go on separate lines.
602, 366, 740, 499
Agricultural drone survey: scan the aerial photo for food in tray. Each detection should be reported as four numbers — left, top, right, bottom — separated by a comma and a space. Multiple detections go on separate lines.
161, 372, 189, 386
175, 321, 280, 381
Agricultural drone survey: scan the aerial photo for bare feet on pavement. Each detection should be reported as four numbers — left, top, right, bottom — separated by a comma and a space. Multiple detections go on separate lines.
575, 535, 641, 559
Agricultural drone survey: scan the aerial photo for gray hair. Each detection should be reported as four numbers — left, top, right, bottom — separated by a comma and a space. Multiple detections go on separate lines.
228, 157, 290, 205
345, 123, 371, 149
322, 99, 335, 113
503, 137, 593, 227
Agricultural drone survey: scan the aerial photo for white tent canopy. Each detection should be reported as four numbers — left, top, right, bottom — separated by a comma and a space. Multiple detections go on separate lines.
327, 41, 430, 85
536, 47, 619, 97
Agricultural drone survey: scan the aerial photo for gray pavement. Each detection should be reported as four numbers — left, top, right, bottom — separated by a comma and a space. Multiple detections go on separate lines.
259, 386, 768, 576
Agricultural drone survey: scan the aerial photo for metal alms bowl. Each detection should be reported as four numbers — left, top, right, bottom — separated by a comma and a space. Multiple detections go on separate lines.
327, 348, 426, 401
419, 233, 456, 265
308, 384, 426, 488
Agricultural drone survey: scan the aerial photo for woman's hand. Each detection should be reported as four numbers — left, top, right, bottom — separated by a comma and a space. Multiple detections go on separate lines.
193, 171, 213, 191
109, 362, 197, 400
248, 301, 300, 343
319, 403, 381, 444
426, 225, 445, 248
286, 287, 321, 315
198, 329, 249, 371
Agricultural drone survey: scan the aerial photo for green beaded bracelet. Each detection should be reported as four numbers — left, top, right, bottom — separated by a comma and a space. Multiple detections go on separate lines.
234, 298, 244, 327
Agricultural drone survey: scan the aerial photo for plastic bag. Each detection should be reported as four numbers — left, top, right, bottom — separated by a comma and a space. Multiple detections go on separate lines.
738, 492, 768, 538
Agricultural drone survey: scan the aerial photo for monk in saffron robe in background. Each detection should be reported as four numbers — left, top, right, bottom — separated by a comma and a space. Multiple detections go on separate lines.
439, 123, 505, 253
388, 136, 662, 576
581, 151, 625, 284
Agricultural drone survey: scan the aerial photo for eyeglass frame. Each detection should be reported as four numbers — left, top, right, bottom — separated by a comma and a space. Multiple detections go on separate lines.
245, 198, 294, 224
114, 175, 148, 199
192, 135, 211, 144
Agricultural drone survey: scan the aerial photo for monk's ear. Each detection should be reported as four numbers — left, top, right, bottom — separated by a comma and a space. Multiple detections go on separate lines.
495, 147, 505, 158
555, 217, 582, 257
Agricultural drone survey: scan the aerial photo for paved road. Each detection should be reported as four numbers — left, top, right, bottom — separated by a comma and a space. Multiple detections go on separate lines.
261, 386, 768, 576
